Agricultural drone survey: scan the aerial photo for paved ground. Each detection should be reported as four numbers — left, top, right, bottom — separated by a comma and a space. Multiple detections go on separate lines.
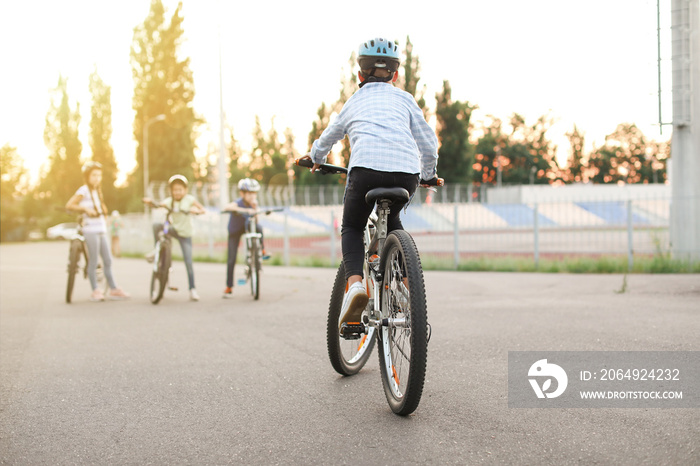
1, 241, 698, 465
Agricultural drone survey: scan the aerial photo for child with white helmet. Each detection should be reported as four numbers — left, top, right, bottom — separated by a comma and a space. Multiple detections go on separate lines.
221, 178, 267, 298
301, 37, 439, 329
143, 174, 206, 301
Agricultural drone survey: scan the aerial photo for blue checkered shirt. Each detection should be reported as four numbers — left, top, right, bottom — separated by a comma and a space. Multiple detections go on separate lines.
310, 82, 438, 180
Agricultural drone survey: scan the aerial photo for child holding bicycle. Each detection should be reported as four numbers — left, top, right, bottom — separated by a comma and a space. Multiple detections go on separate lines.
221, 178, 267, 298
301, 37, 439, 328
143, 174, 206, 301
65, 161, 130, 301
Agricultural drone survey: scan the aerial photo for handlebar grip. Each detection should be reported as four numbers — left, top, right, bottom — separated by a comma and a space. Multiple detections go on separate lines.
296, 158, 314, 169
420, 177, 445, 187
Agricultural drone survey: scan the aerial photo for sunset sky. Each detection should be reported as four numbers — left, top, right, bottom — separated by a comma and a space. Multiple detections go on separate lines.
0, 0, 671, 184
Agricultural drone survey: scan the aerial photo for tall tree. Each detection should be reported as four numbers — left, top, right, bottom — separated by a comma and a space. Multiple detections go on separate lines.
503, 114, 559, 184
473, 117, 506, 185
563, 125, 587, 183
435, 80, 476, 183
396, 36, 427, 118
88, 68, 118, 208
40, 75, 83, 204
249, 116, 287, 185
227, 124, 247, 185
130, 0, 198, 190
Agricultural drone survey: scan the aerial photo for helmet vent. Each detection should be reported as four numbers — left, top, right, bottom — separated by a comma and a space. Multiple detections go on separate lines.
370, 40, 375, 47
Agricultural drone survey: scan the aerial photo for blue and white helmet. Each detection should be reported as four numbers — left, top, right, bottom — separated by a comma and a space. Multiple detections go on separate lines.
357, 37, 400, 74
238, 178, 260, 192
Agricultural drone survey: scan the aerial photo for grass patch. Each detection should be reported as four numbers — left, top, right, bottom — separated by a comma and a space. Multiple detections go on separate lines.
122, 250, 698, 274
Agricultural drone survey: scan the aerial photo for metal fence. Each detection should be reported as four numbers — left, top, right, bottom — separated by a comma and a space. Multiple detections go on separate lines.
120, 190, 679, 270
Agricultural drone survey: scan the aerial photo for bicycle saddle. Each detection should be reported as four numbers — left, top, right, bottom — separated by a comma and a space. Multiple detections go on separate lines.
365, 187, 410, 206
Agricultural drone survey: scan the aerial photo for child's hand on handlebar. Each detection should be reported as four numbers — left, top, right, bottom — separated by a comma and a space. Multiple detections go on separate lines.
420, 177, 445, 188
299, 154, 321, 173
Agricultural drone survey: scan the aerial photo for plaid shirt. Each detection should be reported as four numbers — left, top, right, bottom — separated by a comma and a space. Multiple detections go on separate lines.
310, 82, 438, 180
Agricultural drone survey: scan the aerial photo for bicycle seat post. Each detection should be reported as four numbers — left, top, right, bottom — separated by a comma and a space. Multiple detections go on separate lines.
374, 200, 391, 256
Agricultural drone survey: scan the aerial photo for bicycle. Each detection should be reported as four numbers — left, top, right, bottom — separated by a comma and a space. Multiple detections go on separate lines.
59, 209, 107, 304
232, 207, 284, 300
144, 202, 196, 304
296, 158, 443, 415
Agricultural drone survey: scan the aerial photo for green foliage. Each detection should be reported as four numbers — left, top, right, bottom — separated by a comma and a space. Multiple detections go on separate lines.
473, 114, 559, 185
130, 0, 198, 189
563, 125, 586, 183
88, 68, 118, 210
39, 75, 84, 212
589, 123, 668, 184
435, 80, 476, 183
396, 36, 427, 118
247, 117, 294, 186
0, 145, 28, 241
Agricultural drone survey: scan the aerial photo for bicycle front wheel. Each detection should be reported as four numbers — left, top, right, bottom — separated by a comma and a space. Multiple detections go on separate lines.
377, 230, 428, 415
249, 242, 260, 300
150, 242, 170, 304
65, 239, 82, 303
327, 261, 376, 376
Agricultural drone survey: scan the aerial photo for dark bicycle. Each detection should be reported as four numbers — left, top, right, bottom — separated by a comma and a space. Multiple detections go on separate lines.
144, 202, 192, 304
296, 158, 442, 415
60, 209, 107, 303
237, 207, 284, 300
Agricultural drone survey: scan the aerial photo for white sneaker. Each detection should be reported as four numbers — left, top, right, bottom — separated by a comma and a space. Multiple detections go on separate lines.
339, 282, 369, 330
189, 289, 200, 301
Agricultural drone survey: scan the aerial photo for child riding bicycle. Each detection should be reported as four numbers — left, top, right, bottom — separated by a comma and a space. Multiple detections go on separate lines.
301, 37, 439, 328
143, 174, 206, 301
65, 161, 130, 301
221, 178, 268, 298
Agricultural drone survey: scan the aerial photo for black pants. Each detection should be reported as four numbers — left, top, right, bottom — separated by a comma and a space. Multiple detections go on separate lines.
226, 227, 264, 288
341, 167, 419, 280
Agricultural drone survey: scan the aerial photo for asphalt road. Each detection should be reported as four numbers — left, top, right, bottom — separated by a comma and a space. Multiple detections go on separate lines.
1, 242, 698, 465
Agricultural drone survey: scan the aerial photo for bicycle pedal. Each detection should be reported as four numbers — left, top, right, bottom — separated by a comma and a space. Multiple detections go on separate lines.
339, 322, 365, 339
168, 286, 179, 291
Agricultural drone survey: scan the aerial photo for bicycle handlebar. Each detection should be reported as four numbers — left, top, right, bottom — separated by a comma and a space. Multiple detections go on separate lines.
145, 201, 203, 215
295, 158, 444, 187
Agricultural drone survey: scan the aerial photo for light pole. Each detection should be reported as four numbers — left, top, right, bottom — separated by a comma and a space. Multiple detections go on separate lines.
143, 114, 166, 216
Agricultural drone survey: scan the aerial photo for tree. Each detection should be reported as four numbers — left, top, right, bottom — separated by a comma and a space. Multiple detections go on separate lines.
248, 116, 287, 185
88, 67, 118, 208
473, 117, 506, 185
40, 75, 83, 205
588, 124, 667, 184
563, 125, 587, 183
435, 80, 476, 183
130, 0, 198, 190
396, 36, 427, 118
0, 145, 28, 241
227, 124, 247, 185
503, 114, 559, 184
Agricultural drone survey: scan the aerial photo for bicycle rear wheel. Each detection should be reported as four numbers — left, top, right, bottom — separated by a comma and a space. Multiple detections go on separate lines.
327, 261, 376, 376
377, 230, 428, 415
65, 239, 82, 303
150, 242, 170, 304
249, 242, 260, 300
